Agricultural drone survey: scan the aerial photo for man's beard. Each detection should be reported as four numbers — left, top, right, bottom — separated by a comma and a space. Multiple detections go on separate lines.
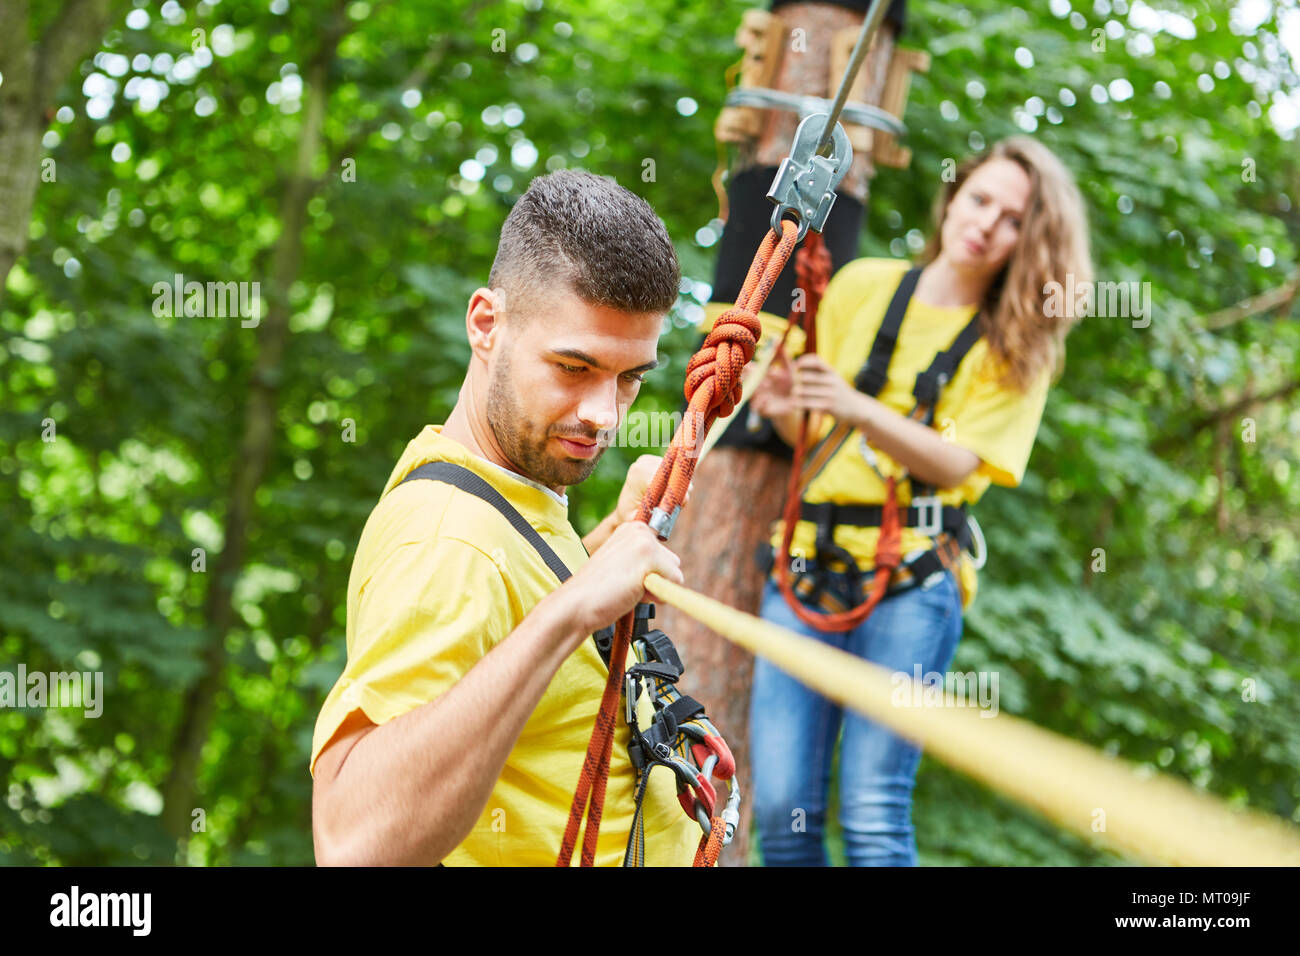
486, 345, 607, 490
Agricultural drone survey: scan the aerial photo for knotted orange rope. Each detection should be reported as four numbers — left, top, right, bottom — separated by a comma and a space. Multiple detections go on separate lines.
556, 219, 799, 867
772, 230, 903, 632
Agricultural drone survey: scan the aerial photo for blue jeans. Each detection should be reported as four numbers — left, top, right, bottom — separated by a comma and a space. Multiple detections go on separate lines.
749, 564, 964, 866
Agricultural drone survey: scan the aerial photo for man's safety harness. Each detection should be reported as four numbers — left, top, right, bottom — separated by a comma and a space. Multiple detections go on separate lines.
621, 603, 738, 866
397, 462, 737, 867
758, 263, 990, 632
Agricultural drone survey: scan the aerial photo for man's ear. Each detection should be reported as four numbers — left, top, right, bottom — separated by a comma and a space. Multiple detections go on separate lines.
466, 287, 505, 362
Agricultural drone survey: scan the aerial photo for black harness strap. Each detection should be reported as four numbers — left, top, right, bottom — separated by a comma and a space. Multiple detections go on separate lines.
907, 312, 983, 501
853, 267, 921, 398
399, 460, 724, 867
849, 267, 986, 491
913, 312, 983, 424
799, 265, 924, 475
396, 460, 613, 668
853, 266, 984, 415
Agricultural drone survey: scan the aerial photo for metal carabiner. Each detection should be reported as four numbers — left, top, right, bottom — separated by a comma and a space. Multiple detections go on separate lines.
766, 112, 853, 242
695, 774, 743, 847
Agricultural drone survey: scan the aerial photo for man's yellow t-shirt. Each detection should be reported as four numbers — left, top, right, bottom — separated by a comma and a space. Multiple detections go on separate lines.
310, 424, 700, 866
739, 257, 1051, 609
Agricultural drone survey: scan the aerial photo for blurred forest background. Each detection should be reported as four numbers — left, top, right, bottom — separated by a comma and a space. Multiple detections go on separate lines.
1, 0, 1297, 866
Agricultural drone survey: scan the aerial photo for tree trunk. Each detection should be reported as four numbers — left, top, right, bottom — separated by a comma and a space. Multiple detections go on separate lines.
0, 0, 120, 307
159, 32, 339, 841
664, 2, 898, 865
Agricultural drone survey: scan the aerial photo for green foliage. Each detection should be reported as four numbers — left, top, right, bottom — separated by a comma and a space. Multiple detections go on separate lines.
1, 0, 1297, 866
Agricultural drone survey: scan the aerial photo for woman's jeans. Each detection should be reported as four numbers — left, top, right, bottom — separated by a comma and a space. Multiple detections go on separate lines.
750, 563, 964, 866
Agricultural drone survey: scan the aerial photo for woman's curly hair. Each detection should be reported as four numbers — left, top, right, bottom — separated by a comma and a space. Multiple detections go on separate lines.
915, 136, 1094, 391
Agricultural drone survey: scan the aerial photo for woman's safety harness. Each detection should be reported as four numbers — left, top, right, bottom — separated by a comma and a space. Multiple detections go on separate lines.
397, 462, 737, 867
759, 264, 989, 633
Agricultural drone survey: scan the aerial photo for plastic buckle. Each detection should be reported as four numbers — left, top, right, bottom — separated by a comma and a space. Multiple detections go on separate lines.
631, 602, 655, 639
766, 112, 853, 242
643, 628, 684, 674
912, 495, 943, 538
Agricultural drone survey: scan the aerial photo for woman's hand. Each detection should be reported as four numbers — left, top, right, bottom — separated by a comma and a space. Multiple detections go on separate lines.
750, 349, 797, 418
789, 353, 863, 422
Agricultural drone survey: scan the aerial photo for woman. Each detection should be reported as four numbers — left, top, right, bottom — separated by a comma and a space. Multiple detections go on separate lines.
748, 135, 1093, 866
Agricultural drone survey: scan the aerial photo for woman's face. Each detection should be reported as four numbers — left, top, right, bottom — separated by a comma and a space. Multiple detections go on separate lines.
939, 157, 1032, 276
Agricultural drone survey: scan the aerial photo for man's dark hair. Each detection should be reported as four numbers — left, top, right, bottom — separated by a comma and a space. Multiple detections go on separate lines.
488, 169, 681, 318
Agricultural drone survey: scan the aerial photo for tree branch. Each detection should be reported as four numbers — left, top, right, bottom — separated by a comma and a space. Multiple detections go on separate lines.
1202, 264, 1300, 330
1153, 378, 1300, 454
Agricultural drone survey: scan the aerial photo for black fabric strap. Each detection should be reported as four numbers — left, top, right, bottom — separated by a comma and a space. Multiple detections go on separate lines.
899, 548, 949, 587
908, 310, 983, 500
400, 461, 572, 580
913, 312, 983, 415
853, 267, 921, 398
663, 694, 706, 727
396, 461, 613, 668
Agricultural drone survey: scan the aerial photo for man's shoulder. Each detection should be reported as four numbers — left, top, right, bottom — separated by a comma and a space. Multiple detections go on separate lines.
357, 458, 583, 595
350, 472, 493, 583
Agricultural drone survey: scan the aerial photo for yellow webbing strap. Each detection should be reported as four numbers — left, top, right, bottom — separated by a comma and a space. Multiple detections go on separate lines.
643, 572, 1300, 866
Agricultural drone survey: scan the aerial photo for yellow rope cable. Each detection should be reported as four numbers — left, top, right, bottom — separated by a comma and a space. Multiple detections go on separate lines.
643, 572, 1300, 866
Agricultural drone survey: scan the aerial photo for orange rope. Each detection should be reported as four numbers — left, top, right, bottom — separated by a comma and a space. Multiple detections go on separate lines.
693, 815, 726, 866
556, 219, 800, 867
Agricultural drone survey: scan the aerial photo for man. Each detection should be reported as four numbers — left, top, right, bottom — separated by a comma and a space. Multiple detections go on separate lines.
310, 170, 700, 866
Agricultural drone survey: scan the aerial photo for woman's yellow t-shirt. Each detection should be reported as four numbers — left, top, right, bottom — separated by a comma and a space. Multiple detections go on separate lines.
751, 257, 1052, 609
310, 425, 700, 866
